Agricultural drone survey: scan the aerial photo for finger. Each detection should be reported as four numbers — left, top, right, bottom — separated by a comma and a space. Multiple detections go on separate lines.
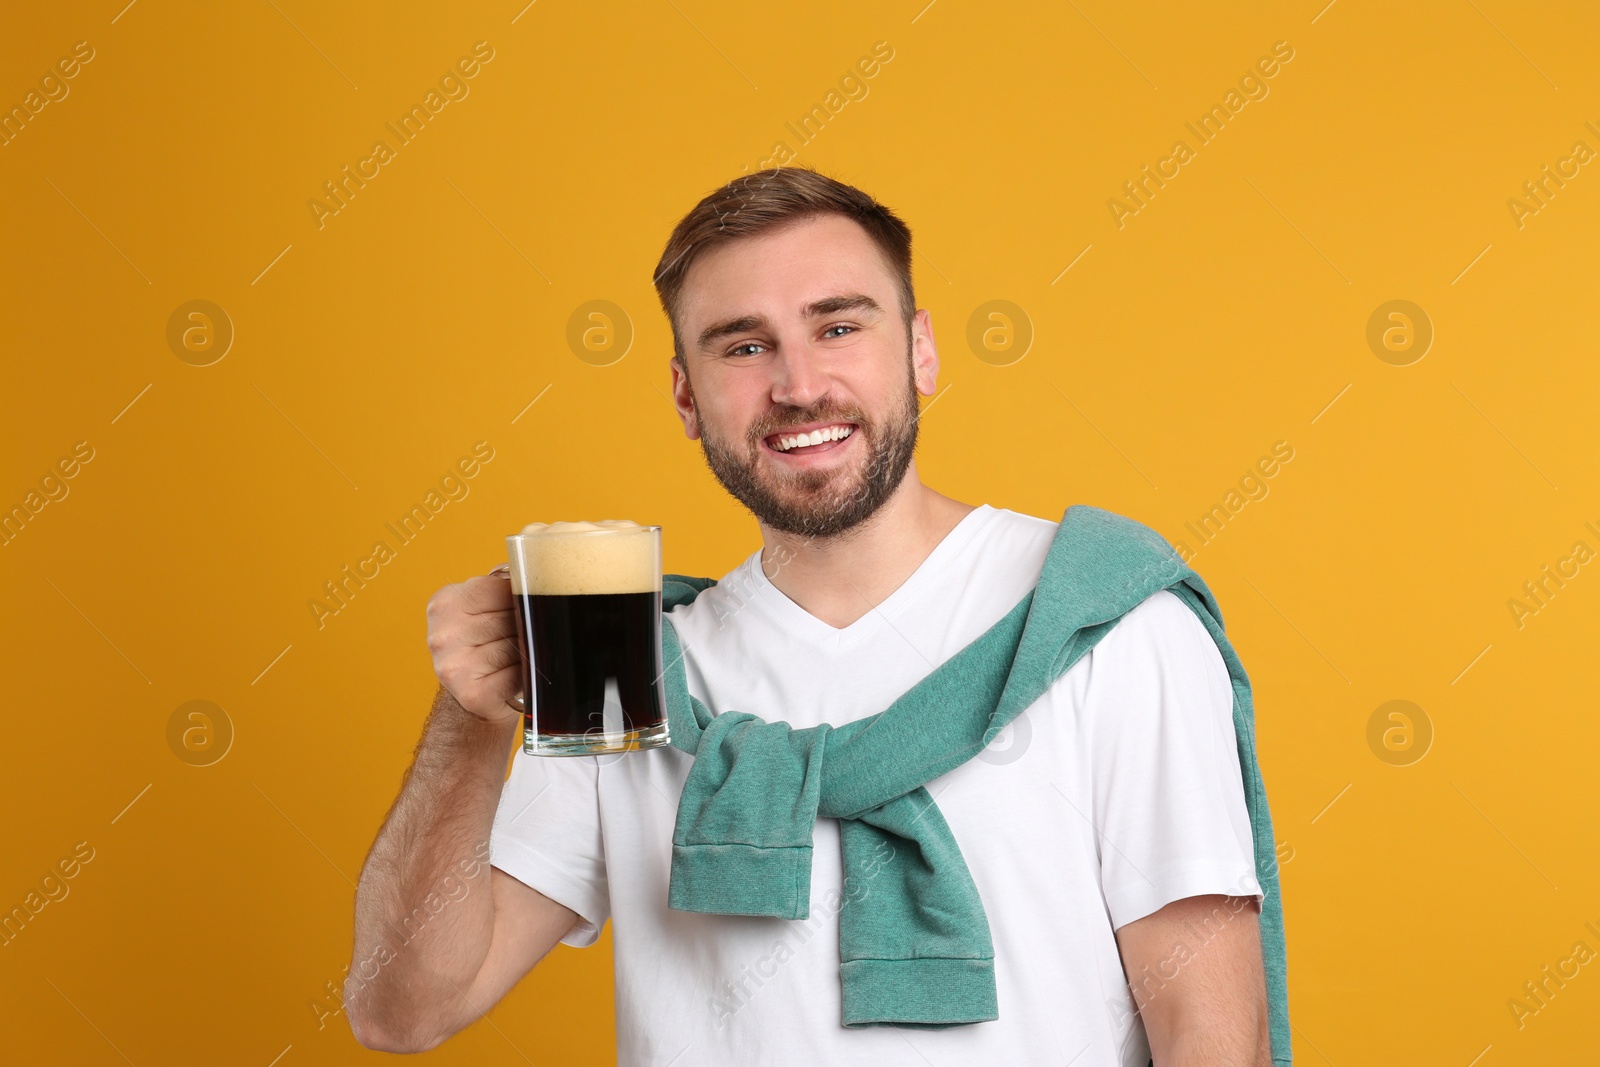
476, 638, 523, 675
453, 574, 516, 616
452, 662, 526, 720
452, 611, 518, 648
432, 597, 517, 645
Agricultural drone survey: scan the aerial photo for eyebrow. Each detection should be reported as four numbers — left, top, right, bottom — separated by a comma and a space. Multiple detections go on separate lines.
695, 292, 884, 351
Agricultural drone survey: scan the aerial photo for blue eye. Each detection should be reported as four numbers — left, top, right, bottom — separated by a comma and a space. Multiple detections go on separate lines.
728, 342, 765, 357
823, 325, 854, 338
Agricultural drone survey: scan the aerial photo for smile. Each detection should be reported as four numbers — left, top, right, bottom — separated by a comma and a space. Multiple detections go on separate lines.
765, 422, 857, 454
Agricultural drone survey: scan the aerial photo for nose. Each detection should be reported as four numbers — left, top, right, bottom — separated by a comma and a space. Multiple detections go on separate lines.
769, 343, 829, 411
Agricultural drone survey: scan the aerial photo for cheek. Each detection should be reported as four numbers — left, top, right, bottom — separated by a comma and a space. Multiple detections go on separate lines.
698, 371, 766, 436
858, 364, 917, 416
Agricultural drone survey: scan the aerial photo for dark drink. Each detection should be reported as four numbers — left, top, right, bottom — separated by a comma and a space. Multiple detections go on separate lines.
512, 591, 665, 736
504, 521, 670, 755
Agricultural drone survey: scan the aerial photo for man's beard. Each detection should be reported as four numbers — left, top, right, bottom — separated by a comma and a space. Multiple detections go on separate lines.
692, 361, 920, 541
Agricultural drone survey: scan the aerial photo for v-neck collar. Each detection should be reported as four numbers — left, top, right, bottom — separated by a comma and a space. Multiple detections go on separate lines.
744, 505, 999, 647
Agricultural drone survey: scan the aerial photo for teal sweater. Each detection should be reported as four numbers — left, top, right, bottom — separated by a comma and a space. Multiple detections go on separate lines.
659, 504, 1289, 1063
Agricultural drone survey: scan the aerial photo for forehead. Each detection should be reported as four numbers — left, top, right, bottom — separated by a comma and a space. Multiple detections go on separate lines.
677, 214, 894, 326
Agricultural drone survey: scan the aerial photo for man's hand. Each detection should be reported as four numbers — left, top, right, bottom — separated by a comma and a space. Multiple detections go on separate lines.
427, 565, 524, 725
1114, 894, 1271, 1066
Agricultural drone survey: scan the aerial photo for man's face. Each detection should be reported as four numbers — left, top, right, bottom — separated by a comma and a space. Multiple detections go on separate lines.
669, 214, 940, 539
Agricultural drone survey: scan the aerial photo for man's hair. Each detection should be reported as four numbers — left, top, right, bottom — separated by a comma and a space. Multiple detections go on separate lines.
652, 166, 916, 369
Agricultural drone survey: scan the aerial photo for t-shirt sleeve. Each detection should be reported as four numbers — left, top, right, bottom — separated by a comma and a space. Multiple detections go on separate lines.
489, 747, 610, 947
1081, 588, 1263, 930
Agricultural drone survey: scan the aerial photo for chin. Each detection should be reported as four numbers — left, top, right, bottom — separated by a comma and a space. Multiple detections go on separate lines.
765, 466, 862, 502
762, 484, 879, 536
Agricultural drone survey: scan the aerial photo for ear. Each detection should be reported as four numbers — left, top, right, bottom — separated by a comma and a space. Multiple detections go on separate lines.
670, 357, 701, 440
910, 308, 939, 397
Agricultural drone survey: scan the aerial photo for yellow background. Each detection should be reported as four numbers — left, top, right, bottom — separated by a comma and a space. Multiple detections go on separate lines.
3, 0, 1598, 1062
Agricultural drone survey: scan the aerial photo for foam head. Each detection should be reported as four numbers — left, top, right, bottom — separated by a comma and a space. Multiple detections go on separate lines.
507, 520, 659, 595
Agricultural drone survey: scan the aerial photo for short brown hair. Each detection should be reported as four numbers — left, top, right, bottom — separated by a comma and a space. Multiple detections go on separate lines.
652, 166, 916, 366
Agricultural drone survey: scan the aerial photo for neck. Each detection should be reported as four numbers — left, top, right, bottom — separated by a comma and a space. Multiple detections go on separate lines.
757, 461, 976, 629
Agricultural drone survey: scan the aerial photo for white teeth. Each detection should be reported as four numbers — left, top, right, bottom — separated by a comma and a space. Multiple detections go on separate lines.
772, 424, 854, 452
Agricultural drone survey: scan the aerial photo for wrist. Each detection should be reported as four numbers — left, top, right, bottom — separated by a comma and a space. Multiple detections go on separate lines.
429, 686, 518, 748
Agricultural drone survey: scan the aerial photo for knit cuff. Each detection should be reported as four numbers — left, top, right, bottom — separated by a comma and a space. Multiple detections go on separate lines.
667, 843, 812, 919
839, 956, 999, 1027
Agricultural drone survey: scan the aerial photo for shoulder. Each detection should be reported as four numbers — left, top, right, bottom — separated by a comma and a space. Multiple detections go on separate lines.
979, 504, 1058, 542
1067, 589, 1234, 746
1095, 589, 1224, 678
1043, 589, 1231, 727
908, 505, 1061, 613
962, 504, 1058, 570
1114, 587, 1201, 635
664, 551, 766, 633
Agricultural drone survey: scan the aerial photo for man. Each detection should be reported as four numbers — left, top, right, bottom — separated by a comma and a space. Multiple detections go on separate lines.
346, 167, 1273, 1065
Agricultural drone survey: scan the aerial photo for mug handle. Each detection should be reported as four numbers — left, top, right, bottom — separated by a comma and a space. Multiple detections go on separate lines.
489, 563, 528, 713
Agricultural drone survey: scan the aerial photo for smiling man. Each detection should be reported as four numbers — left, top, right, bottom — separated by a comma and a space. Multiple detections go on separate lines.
347, 167, 1278, 1066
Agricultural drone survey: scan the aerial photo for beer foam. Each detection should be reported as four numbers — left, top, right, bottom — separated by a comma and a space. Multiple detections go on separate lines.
508, 520, 659, 595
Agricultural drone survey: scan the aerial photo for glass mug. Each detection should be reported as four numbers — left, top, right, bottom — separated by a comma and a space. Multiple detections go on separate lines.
503, 521, 671, 756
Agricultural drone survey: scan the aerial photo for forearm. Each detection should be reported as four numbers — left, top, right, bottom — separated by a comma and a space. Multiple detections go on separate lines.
345, 685, 516, 1046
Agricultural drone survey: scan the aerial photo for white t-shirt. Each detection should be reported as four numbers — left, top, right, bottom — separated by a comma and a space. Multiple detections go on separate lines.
489, 504, 1261, 1066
